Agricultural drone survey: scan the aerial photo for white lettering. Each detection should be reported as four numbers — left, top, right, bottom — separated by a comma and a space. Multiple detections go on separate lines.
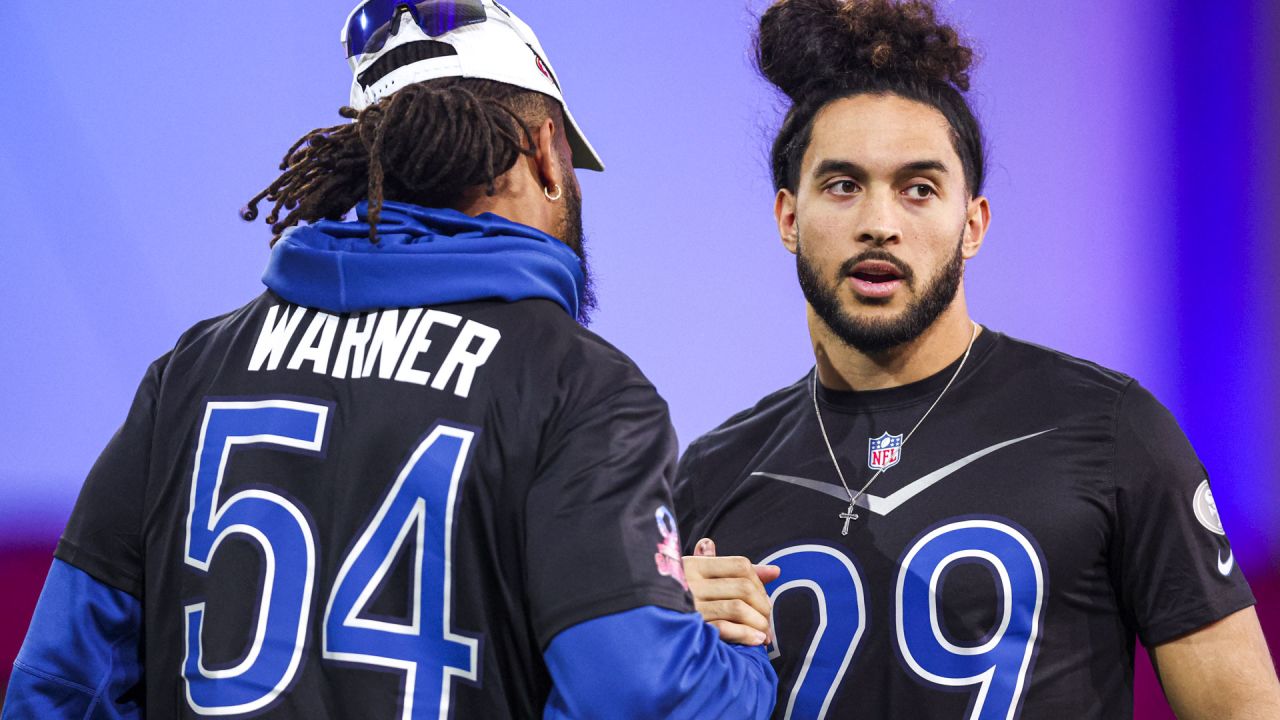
363, 308, 423, 380
432, 320, 501, 398
288, 312, 340, 374
395, 310, 463, 386
249, 305, 307, 372
250, 305, 501, 395
332, 312, 376, 379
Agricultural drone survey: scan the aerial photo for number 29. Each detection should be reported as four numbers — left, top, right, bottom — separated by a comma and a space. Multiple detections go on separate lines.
763, 521, 1045, 720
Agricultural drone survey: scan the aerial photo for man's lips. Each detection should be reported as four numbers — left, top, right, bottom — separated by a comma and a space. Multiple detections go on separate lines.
848, 276, 903, 298
847, 260, 905, 298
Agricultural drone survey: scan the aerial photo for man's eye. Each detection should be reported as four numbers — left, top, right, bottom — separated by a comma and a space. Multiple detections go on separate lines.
828, 180, 859, 195
905, 184, 937, 199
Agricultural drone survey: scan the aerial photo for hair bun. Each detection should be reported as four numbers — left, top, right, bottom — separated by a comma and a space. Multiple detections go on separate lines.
757, 0, 974, 102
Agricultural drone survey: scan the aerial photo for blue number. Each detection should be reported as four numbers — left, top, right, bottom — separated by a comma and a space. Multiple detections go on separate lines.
761, 544, 866, 720
762, 521, 1045, 719
182, 400, 328, 715
182, 402, 479, 719
895, 520, 1045, 720
323, 425, 479, 720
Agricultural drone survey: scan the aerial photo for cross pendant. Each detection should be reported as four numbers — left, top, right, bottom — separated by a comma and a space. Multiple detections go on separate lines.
839, 502, 859, 536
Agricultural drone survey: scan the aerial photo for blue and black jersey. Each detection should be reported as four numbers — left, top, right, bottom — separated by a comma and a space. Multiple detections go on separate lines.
676, 328, 1255, 720
5, 202, 776, 719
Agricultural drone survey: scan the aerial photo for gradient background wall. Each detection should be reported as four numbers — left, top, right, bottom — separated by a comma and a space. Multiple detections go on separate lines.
0, 1, 1276, 716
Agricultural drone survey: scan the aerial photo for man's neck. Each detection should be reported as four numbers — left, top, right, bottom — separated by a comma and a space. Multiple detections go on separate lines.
811, 298, 979, 392
454, 163, 560, 240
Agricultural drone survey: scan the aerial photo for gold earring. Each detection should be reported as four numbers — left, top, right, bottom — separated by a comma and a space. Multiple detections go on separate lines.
544, 184, 563, 202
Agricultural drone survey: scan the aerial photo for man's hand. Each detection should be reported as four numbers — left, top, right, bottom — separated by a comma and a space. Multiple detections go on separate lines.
683, 538, 781, 646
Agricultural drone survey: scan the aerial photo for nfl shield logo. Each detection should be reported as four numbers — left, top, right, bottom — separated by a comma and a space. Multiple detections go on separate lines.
868, 432, 904, 471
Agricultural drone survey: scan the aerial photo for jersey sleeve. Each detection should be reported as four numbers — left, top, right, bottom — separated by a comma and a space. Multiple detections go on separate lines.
1109, 381, 1255, 647
3, 560, 143, 719
543, 606, 777, 719
54, 355, 168, 598
524, 372, 695, 649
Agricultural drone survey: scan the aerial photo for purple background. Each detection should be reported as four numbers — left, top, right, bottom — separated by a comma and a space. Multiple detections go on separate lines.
1, 1, 1276, 715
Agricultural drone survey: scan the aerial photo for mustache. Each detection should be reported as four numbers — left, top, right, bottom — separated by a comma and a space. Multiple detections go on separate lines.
837, 249, 916, 286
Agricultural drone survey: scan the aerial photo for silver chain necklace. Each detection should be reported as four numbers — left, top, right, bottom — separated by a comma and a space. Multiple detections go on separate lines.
812, 321, 980, 536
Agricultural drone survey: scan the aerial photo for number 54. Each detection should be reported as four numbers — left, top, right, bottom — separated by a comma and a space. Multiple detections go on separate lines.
182, 399, 478, 720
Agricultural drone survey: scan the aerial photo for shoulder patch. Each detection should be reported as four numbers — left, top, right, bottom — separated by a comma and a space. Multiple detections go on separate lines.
653, 506, 688, 590
1192, 480, 1226, 535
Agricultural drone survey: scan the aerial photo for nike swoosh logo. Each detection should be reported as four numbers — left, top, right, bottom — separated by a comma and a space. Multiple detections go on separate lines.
750, 429, 1055, 517
1218, 549, 1235, 576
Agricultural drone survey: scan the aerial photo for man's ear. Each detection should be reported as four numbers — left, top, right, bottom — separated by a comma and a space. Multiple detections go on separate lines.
962, 195, 991, 260
775, 189, 799, 255
531, 117, 565, 198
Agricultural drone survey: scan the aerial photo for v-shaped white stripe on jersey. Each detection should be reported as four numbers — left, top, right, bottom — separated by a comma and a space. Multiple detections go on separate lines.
750, 429, 1055, 517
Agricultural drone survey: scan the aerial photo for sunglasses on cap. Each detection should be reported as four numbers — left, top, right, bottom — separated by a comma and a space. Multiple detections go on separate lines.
343, 0, 488, 59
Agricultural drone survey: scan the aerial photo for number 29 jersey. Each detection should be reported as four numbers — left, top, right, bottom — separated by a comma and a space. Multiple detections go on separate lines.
675, 329, 1254, 720
56, 292, 694, 718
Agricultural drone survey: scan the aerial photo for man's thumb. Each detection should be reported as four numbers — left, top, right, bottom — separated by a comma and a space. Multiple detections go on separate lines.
754, 564, 781, 584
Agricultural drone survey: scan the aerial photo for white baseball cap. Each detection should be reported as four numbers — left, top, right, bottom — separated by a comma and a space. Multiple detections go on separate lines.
342, 0, 604, 171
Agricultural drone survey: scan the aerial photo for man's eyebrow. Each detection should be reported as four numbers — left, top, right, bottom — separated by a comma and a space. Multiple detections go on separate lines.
811, 159, 950, 178
900, 160, 949, 175
812, 159, 865, 178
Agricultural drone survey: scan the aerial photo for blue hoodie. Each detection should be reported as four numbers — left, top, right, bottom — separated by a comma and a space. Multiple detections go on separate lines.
264, 201, 585, 316
3, 202, 777, 720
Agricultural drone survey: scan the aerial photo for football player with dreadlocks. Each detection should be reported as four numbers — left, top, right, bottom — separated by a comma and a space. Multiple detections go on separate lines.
2, 2, 777, 718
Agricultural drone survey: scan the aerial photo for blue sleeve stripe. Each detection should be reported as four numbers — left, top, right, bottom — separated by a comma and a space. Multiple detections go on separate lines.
542, 605, 778, 720
1, 559, 143, 720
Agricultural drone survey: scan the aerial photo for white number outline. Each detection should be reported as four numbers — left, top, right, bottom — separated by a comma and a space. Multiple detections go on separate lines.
760, 544, 866, 720
930, 551, 1009, 656
182, 400, 328, 716
894, 519, 1045, 720
322, 425, 480, 720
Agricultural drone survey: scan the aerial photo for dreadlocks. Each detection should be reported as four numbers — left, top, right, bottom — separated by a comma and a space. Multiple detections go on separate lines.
243, 78, 558, 244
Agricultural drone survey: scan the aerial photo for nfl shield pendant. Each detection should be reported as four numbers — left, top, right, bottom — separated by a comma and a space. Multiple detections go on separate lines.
868, 432, 903, 471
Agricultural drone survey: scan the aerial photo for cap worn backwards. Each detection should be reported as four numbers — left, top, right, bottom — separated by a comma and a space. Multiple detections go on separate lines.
342, 0, 604, 171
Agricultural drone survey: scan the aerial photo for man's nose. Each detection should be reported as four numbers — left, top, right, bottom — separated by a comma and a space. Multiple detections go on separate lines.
857, 190, 902, 246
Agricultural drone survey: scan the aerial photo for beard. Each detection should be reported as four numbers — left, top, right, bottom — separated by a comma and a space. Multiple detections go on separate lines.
796, 229, 965, 354
557, 174, 597, 326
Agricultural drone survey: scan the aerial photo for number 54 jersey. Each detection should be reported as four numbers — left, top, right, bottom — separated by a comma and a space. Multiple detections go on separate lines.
675, 329, 1255, 720
55, 292, 694, 718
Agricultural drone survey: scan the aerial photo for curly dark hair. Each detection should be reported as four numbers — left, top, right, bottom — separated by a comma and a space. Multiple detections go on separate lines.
243, 78, 560, 244
757, 0, 986, 196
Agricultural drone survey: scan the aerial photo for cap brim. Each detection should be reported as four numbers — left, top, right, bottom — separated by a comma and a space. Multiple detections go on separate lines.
562, 104, 603, 172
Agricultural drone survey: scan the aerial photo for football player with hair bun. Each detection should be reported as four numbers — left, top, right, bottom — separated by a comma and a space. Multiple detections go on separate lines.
678, 0, 1280, 717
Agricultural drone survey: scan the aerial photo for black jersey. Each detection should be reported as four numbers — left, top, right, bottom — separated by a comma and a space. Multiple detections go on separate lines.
56, 291, 695, 718
675, 329, 1254, 720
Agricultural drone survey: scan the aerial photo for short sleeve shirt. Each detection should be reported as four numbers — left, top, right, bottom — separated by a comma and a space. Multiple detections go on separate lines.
675, 329, 1254, 719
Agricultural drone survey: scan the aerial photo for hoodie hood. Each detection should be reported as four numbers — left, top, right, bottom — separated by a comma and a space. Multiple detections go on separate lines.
262, 201, 584, 318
